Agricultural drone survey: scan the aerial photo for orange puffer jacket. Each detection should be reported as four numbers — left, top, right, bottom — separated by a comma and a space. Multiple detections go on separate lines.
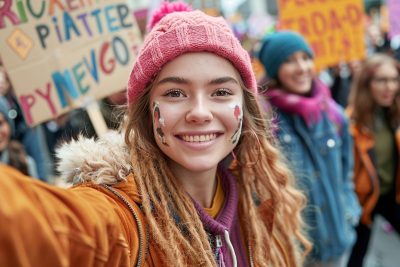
0, 132, 277, 267
349, 123, 400, 225
0, 164, 151, 267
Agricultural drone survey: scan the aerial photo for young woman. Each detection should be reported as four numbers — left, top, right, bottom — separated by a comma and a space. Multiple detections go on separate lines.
0, 3, 310, 267
346, 53, 400, 267
258, 31, 361, 267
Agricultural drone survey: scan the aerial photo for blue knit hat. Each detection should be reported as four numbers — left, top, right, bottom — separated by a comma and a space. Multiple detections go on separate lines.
258, 31, 314, 79
0, 96, 15, 136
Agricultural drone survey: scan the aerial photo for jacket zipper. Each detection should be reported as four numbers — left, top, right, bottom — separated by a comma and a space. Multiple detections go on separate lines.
101, 184, 147, 267
215, 235, 223, 266
248, 243, 254, 267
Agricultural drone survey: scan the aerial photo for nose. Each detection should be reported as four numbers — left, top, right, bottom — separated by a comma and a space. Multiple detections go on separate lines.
185, 96, 213, 124
296, 58, 309, 72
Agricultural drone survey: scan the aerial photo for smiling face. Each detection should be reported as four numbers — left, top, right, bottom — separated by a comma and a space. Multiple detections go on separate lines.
370, 62, 400, 107
149, 52, 244, 175
277, 51, 314, 95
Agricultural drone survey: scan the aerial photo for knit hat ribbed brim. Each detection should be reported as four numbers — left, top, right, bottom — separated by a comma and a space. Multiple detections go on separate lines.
127, 4, 257, 105
258, 31, 314, 79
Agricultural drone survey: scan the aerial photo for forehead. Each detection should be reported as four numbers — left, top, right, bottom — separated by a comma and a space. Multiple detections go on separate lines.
287, 51, 310, 59
374, 62, 399, 76
156, 52, 241, 81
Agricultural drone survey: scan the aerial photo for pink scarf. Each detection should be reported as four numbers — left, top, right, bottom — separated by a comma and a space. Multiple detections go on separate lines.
264, 79, 343, 128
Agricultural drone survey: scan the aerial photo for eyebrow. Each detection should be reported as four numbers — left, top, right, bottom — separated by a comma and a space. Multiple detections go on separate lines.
209, 77, 239, 85
156, 76, 188, 85
156, 76, 239, 86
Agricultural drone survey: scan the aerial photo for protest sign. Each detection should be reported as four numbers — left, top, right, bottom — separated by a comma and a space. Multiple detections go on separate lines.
388, 0, 400, 38
277, 0, 366, 70
0, 0, 142, 126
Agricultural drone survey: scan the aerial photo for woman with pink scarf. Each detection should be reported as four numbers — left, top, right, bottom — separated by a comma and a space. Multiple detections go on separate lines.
258, 31, 361, 267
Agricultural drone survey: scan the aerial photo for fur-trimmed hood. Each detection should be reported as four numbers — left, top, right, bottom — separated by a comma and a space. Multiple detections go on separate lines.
56, 131, 132, 185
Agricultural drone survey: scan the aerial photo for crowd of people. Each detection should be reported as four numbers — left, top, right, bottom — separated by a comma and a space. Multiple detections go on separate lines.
0, 1, 399, 267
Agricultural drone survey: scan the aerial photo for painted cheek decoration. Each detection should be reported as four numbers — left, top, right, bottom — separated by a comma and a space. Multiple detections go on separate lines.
152, 101, 168, 146
230, 103, 243, 144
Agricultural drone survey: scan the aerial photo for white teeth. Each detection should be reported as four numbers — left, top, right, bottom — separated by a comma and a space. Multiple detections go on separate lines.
181, 134, 217, 142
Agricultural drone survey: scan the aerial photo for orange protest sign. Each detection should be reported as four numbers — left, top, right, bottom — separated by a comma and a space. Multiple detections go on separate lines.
277, 0, 366, 71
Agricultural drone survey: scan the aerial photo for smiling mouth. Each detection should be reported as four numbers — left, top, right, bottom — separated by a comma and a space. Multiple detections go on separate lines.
294, 77, 311, 83
178, 133, 218, 143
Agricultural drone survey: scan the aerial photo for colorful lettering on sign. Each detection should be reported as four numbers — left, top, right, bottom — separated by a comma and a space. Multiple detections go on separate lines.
19, 82, 56, 125
0, 0, 124, 29
33, 4, 133, 48
0, 0, 140, 126
278, 0, 365, 70
280, 4, 362, 36
1, 2, 133, 52
17, 35, 132, 125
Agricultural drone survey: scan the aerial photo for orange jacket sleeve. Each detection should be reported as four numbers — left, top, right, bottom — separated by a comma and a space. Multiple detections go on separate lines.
0, 164, 140, 267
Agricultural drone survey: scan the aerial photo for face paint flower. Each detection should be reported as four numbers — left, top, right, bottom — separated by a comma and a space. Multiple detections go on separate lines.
234, 105, 241, 119
230, 104, 242, 144
152, 101, 168, 146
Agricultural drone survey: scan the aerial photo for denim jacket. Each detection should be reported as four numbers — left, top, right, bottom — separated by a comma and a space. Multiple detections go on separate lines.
274, 107, 361, 262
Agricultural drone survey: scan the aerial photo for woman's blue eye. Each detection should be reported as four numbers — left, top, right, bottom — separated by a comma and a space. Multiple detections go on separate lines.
213, 88, 233, 96
164, 89, 185, 97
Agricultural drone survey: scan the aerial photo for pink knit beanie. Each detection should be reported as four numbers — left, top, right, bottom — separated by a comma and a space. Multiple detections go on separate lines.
127, 1, 257, 105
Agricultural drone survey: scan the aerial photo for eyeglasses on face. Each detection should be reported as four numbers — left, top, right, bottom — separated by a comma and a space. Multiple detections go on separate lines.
371, 76, 400, 86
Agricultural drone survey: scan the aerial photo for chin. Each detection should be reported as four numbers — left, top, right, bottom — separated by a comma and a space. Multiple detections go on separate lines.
181, 162, 217, 172
287, 82, 312, 95
171, 157, 221, 173
292, 86, 311, 95
299, 87, 311, 94
378, 101, 393, 107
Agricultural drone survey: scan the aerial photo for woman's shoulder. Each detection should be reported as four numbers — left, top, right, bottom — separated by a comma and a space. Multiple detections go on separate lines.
56, 130, 144, 207
56, 131, 132, 185
0, 163, 145, 267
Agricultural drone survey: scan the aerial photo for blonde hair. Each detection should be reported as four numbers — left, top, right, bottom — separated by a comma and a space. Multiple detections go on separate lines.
124, 80, 311, 266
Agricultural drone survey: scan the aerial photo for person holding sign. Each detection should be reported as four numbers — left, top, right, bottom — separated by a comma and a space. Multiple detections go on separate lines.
346, 53, 400, 267
0, 2, 311, 267
258, 31, 361, 267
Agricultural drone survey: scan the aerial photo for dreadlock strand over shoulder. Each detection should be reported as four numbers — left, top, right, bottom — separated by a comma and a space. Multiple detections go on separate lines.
234, 89, 312, 266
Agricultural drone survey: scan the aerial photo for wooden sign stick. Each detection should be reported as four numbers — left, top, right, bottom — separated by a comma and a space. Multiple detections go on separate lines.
86, 101, 108, 137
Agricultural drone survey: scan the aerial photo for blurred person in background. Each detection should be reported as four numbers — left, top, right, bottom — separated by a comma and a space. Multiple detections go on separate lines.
329, 60, 363, 108
43, 90, 126, 175
0, 96, 38, 177
258, 31, 361, 267
0, 64, 49, 181
346, 53, 400, 267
